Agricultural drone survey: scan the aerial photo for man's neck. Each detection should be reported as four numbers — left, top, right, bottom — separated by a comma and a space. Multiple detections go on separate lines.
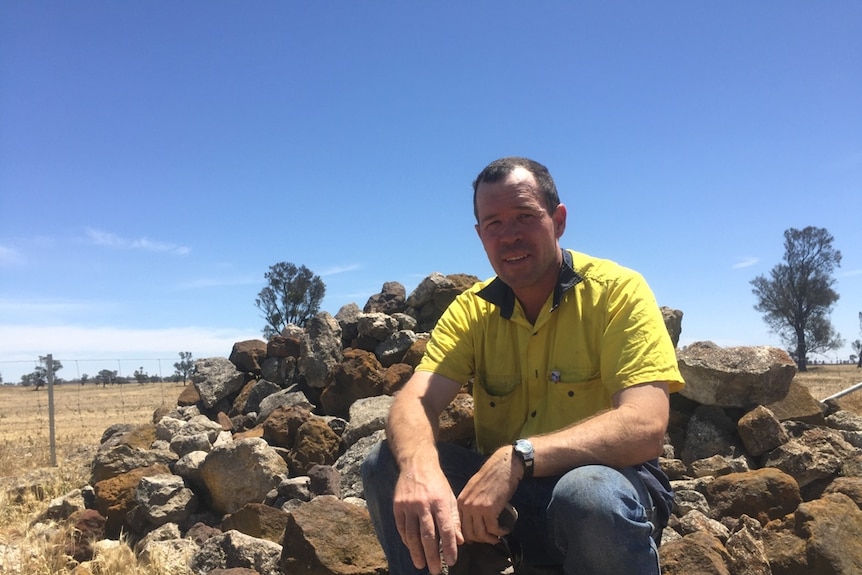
514, 278, 557, 325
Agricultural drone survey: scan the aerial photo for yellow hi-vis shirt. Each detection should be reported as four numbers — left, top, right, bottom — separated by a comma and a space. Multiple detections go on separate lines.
416, 249, 685, 454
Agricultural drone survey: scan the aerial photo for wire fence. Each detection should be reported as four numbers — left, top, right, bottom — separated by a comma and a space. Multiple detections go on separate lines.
0, 357, 194, 472
0, 356, 190, 385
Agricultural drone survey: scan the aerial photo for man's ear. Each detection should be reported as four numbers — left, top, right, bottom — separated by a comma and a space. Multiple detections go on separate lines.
553, 204, 567, 239
474, 223, 481, 238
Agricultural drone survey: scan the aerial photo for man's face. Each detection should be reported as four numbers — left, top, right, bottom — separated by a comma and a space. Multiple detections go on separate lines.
474, 167, 566, 295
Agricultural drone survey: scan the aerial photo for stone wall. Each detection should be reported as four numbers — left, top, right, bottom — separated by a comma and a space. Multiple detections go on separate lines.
10, 275, 862, 575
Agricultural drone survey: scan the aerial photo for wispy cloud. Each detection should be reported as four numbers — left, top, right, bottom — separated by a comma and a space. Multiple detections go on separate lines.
841, 269, 862, 278
85, 228, 190, 255
175, 277, 259, 290
0, 245, 24, 266
732, 257, 759, 270
319, 264, 361, 276
0, 298, 105, 316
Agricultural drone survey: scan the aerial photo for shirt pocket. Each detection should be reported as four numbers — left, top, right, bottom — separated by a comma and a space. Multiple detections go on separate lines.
473, 374, 523, 451
480, 373, 521, 397
544, 370, 612, 427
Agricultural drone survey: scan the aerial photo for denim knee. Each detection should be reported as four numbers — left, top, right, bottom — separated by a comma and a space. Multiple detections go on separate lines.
547, 465, 658, 575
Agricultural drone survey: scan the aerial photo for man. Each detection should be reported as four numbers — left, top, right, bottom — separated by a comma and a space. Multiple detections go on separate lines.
362, 157, 684, 574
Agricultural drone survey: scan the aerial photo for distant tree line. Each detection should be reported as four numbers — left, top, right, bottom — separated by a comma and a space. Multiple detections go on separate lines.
13, 352, 197, 389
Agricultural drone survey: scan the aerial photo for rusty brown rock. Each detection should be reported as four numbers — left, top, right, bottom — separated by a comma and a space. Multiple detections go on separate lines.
280, 496, 387, 575
262, 404, 313, 449
382, 363, 413, 395
93, 464, 172, 538
737, 405, 790, 456
177, 383, 201, 406
267, 334, 302, 359
59, 509, 106, 563
401, 338, 428, 367
229, 340, 268, 374
706, 468, 801, 525
765, 380, 827, 426
795, 493, 862, 575
659, 531, 731, 575
222, 503, 291, 544
438, 393, 475, 447
289, 419, 342, 476
321, 348, 385, 419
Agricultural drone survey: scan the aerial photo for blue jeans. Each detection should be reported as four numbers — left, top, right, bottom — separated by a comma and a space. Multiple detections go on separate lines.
361, 441, 660, 575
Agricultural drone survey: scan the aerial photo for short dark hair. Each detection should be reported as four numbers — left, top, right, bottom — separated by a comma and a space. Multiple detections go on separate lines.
472, 157, 561, 222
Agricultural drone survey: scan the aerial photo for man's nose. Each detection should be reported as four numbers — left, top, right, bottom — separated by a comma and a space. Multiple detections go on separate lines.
498, 219, 523, 242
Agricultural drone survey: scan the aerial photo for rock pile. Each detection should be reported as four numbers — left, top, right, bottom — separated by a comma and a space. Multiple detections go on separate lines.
8, 275, 862, 575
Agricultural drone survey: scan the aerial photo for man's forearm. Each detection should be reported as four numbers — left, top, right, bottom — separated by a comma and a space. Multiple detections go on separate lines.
530, 382, 670, 477
386, 394, 441, 473
385, 371, 463, 474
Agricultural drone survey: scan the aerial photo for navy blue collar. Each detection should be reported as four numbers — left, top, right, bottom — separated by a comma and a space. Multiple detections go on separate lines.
476, 249, 583, 320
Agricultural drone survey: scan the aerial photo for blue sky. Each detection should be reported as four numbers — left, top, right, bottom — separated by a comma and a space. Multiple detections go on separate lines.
1, 2, 860, 383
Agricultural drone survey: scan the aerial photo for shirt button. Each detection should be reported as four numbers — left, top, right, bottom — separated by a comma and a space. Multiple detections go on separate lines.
568, 391, 575, 397
531, 410, 537, 418
490, 401, 496, 408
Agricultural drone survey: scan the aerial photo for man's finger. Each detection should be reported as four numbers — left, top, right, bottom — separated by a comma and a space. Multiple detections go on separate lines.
418, 516, 442, 573
436, 498, 463, 566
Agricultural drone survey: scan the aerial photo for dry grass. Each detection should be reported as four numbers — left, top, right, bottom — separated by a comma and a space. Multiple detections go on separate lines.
0, 382, 183, 575
0, 382, 181, 478
793, 363, 862, 414
1, 366, 861, 573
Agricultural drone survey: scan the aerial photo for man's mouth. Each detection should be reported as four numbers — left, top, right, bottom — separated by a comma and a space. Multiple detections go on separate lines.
503, 255, 529, 263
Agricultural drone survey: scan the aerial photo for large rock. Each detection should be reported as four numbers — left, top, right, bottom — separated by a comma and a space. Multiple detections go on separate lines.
659, 531, 731, 575
795, 493, 862, 574
737, 405, 790, 457
363, 281, 407, 315
677, 342, 796, 408
280, 496, 387, 575
262, 405, 314, 449
680, 406, 741, 465
725, 515, 770, 575
134, 473, 199, 528
93, 464, 172, 538
342, 395, 394, 448
321, 348, 386, 419
229, 339, 268, 375
300, 312, 344, 389
289, 419, 342, 476
357, 312, 399, 343
193, 357, 248, 409
200, 438, 289, 515
661, 307, 683, 348
90, 442, 178, 484
706, 468, 801, 525
374, 330, 418, 368
222, 503, 291, 544
406, 272, 479, 332
764, 427, 855, 488
765, 380, 827, 425
189, 529, 284, 575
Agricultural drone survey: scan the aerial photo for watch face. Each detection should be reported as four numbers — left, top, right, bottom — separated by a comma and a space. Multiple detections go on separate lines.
514, 439, 534, 457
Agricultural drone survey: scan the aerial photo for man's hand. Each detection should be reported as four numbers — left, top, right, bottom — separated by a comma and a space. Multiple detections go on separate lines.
457, 446, 522, 544
393, 466, 464, 574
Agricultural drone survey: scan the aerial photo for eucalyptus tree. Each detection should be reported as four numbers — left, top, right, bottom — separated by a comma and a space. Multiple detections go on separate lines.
751, 226, 843, 371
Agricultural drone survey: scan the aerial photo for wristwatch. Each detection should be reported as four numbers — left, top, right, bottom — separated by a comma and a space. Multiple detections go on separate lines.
512, 438, 535, 479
